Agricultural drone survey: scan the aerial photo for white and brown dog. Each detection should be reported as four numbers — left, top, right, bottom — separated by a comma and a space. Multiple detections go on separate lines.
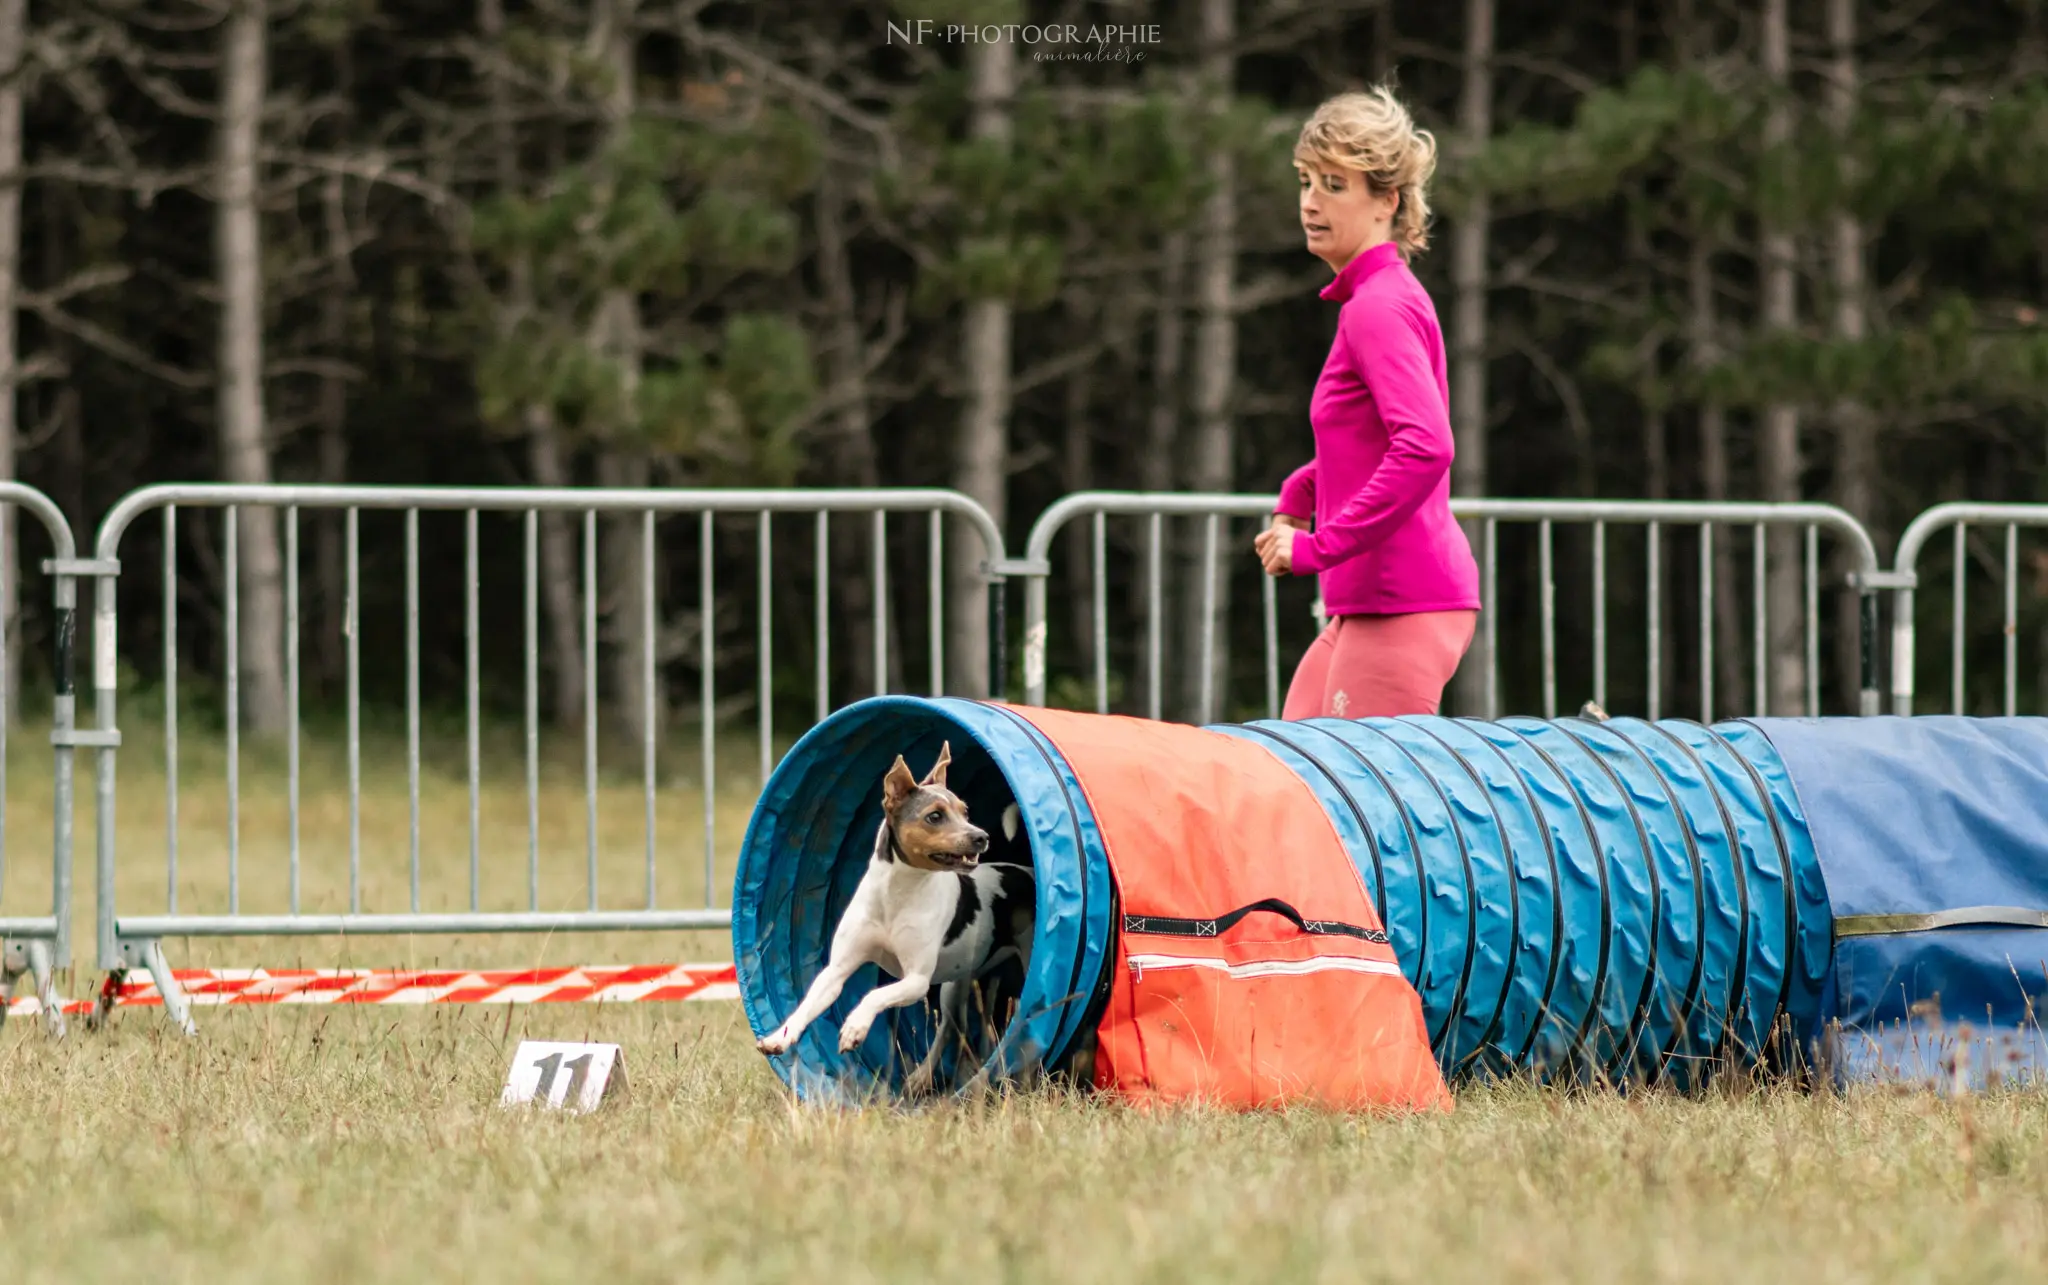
756, 743, 1034, 1094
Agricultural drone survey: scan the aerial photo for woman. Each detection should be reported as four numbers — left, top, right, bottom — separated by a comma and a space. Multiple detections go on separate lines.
1253, 88, 1480, 719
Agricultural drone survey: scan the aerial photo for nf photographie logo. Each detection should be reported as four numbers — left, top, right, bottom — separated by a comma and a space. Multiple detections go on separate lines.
886, 19, 1162, 63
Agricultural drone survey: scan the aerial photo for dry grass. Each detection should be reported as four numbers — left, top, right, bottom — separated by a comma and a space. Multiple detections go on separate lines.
4, 712, 2048, 1281
4, 1003, 2048, 1282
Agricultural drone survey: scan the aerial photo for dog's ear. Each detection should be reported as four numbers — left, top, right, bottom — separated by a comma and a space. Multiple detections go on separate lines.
922, 741, 952, 788
883, 755, 918, 808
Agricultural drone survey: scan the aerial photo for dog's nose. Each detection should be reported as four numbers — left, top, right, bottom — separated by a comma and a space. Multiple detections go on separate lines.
971, 829, 989, 854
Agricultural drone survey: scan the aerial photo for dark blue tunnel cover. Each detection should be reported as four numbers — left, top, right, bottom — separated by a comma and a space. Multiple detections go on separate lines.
1748, 717, 2048, 1087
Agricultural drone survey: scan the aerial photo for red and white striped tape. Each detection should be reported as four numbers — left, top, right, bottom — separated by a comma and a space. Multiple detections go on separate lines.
4, 963, 739, 1018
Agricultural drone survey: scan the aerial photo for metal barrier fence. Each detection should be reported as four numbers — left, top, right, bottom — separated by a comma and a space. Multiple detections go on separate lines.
0, 482, 85, 1033
1019, 493, 1886, 720
4, 480, 2018, 1037
1888, 503, 2048, 716
86, 485, 1010, 1031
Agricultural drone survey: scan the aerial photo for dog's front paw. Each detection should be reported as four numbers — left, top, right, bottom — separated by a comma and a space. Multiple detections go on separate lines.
837, 1020, 872, 1054
903, 1064, 936, 1097
757, 1029, 794, 1056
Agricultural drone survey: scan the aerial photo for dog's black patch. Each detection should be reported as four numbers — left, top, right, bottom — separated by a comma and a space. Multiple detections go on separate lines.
989, 864, 1034, 940
943, 871, 981, 946
984, 804, 1028, 865
872, 818, 897, 863
978, 864, 1036, 1039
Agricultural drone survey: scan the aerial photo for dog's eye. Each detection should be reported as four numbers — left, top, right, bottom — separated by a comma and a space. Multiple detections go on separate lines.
925, 810, 943, 824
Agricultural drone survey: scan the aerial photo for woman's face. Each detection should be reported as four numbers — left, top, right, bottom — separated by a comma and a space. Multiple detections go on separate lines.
1297, 159, 1398, 272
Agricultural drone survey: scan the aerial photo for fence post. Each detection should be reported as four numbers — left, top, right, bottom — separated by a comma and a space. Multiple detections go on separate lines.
0, 483, 91, 1034
1890, 580, 1917, 717
1858, 587, 1881, 717
91, 556, 119, 974
987, 570, 1006, 702
46, 559, 75, 972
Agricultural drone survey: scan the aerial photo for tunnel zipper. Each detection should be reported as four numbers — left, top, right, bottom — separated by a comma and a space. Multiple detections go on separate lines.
1126, 953, 1405, 981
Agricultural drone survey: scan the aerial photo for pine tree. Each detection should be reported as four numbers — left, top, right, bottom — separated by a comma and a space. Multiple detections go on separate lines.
216, 0, 289, 736
1447, 0, 1494, 717
1180, 0, 1238, 724
459, 1, 818, 733
950, 26, 1018, 699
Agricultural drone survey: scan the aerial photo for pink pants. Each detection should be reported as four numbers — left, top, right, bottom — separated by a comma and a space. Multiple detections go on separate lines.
1281, 610, 1479, 720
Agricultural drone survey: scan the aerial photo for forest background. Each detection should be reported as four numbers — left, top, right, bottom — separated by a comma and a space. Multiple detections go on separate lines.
2, 0, 2045, 739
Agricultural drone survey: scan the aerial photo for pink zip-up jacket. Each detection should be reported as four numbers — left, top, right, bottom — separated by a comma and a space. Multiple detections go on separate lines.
1276, 241, 1480, 616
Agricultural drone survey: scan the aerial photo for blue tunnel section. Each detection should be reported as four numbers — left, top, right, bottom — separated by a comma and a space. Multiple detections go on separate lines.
736, 699, 2048, 1098
1223, 717, 1832, 1086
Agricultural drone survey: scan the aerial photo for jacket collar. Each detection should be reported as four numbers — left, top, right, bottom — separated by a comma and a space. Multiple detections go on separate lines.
1319, 241, 1402, 303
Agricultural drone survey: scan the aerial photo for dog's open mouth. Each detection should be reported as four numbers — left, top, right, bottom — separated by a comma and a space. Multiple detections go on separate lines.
928, 851, 980, 871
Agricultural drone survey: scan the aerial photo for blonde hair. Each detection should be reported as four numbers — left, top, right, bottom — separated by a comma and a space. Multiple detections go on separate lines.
1293, 88, 1438, 258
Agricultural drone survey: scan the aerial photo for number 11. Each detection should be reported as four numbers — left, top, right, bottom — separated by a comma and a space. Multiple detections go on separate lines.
532, 1051, 597, 1104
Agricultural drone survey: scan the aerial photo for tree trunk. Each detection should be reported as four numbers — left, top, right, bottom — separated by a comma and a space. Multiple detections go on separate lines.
1143, 238, 1185, 493
1623, 4, 1671, 713
1689, 236, 1743, 718
1143, 232, 1186, 716
1371, 0, 1395, 84
1178, 0, 1236, 724
591, 0, 662, 742
1447, 0, 1494, 717
314, 171, 349, 695
596, 444, 659, 745
525, 408, 584, 727
1063, 350, 1094, 684
1450, 0, 1493, 502
0, 0, 23, 726
815, 157, 892, 698
1826, 0, 1874, 716
948, 35, 1015, 698
1759, 0, 1806, 717
483, 0, 582, 726
37, 185, 82, 543
312, 32, 354, 696
1643, 408, 1667, 499
216, 0, 288, 735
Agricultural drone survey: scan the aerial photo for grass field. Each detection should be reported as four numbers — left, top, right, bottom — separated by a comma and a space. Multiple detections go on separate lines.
4, 711, 2048, 1281
5, 1004, 2048, 1282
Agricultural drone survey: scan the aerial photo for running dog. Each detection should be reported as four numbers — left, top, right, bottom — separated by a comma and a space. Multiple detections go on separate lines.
755, 743, 1034, 1094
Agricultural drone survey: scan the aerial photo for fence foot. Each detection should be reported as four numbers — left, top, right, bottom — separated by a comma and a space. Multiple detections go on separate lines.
0, 939, 69, 1038
85, 968, 121, 1032
137, 940, 195, 1036
102, 939, 196, 1036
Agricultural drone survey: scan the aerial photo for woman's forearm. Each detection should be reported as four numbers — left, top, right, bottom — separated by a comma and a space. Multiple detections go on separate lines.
1276, 461, 1316, 519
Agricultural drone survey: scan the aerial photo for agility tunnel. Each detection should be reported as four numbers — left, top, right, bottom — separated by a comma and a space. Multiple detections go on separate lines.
735, 700, 2048, 1104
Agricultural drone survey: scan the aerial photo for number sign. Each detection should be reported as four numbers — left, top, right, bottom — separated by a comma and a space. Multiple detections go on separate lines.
500, 1040, 627, 1113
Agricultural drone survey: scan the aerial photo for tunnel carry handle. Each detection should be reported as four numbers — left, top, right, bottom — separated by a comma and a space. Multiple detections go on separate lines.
1122, 898, 1389, 944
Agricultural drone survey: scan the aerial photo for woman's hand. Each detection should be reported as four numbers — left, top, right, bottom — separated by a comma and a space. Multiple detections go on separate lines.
1254, 522, 1298, 576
